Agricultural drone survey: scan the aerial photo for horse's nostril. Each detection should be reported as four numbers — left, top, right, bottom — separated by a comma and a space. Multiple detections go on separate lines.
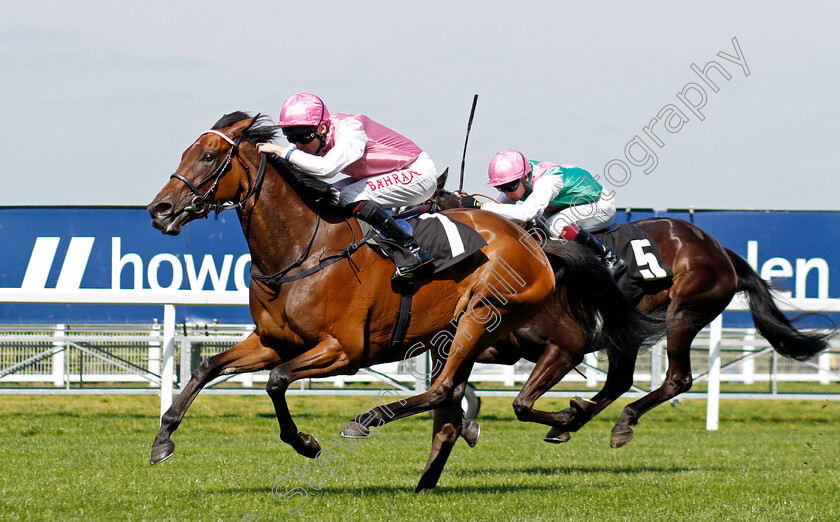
154, 202, 172, 216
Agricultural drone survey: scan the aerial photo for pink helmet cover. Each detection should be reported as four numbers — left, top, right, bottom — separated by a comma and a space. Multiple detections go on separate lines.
277, 92, 330, 127
487, 149, 531, 186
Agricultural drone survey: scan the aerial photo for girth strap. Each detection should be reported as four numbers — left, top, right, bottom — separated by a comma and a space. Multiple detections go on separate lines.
387, 279, 415, 351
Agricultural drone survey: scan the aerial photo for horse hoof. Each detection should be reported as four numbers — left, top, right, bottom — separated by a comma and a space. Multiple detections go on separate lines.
544, 428, 571, 444
611, 429, 634, 448
150, 440, 175, 464
294, 432, 321, 458
461, 420, 481, 448
340, 421, 370, 439
414, 486, 435, 495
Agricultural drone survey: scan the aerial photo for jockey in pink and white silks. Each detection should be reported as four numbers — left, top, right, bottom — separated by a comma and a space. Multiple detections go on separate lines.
257, 93, 438, 279
459, 149, 627, 278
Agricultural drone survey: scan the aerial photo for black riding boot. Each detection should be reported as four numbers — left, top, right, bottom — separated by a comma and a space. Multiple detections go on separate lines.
573, 228, 628, 279
348, 200, 434, 279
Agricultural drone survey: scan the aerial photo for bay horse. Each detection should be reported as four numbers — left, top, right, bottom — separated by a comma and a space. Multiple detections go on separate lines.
435, 190, 831, 447
146, 112, 659, 493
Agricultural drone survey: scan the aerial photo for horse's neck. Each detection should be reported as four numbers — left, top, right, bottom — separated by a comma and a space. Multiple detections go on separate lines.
238, 170, 346, 277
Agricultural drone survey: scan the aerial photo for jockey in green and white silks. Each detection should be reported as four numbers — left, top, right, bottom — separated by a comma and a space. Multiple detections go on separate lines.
461, 149, 627, 278
484, 159, 614, 235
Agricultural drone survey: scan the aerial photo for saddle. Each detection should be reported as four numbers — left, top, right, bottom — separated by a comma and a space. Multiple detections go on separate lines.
594, 223, 673, 303
356, 206, 487, 351
360, 206, 488, 277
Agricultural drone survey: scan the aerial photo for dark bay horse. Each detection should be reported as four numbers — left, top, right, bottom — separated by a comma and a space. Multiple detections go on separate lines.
436, 191, 831, 446
146, 112, 658, 493
562, 218, 831, 446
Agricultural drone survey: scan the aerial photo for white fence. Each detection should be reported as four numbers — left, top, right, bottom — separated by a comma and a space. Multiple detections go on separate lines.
0, 288, 838, 428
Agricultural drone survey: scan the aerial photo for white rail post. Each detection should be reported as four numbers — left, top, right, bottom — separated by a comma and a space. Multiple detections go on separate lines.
818, 352, 832, 385
706, 315, 723, 431
414, 352, 428, 393
503, 364, 515, 387
650, 339, 664, 389
742, 328, 756, 385
160, 305, 176, 419
52, 324, 66, 387
241, 331, 254, 387
585, 352, 598, 387
179, 331, 192, 391
149, 318, 161, 388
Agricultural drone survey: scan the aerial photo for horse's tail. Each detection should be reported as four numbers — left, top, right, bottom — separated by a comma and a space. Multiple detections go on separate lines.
545, 241, 665, 357
726, 248, 831, 360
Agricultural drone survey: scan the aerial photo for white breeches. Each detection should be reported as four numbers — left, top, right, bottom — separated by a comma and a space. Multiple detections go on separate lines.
334, 152, 439, 209
547, 189, 617, 234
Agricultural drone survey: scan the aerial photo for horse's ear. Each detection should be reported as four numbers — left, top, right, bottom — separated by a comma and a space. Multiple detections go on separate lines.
437, 167, 449, 190
228, 114, 258, 137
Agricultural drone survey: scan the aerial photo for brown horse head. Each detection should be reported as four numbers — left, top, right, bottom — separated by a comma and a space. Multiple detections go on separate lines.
148, 112, 271, 235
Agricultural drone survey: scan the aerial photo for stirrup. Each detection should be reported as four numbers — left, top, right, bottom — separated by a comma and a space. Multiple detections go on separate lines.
604, 255, 628, 280
393, 249, 434, 280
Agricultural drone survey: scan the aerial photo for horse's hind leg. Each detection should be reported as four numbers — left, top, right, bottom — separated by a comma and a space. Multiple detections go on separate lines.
544, 348, 638, 443
510, 341, 585, 433
610, 324, 696, 447
611, 298, 727, 447
151, 333, 280, 464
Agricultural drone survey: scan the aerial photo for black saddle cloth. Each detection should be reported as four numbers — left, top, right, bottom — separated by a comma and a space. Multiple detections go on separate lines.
365, 212, 487, 275
595, 223, 673, 303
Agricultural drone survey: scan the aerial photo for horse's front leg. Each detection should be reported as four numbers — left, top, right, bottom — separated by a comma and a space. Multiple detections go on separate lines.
265, 337, 350, 458
415, 379, 468, 494
151, 333, 281, 464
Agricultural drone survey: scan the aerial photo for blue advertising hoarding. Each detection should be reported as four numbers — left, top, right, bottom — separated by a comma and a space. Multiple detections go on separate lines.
0, 207, 252, 324
0, 206, 837, 325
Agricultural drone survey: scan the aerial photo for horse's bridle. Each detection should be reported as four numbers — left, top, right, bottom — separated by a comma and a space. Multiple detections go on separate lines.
171, 128, 363, 286
170, 129, 266, 216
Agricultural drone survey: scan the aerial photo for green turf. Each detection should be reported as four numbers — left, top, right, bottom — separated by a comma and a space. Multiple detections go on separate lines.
1, 394, 838, 521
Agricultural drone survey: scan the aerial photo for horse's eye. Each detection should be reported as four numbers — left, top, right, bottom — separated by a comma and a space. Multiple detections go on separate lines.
201, 152, 215, 162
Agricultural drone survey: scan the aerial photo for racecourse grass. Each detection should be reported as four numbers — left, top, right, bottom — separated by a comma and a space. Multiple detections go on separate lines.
1, 394, 838, 521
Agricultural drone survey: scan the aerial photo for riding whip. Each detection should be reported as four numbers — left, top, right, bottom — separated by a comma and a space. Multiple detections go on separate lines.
457, 94, 479, 193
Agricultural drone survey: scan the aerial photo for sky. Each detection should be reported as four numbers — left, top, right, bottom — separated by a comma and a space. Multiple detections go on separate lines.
1, 1, 838, 210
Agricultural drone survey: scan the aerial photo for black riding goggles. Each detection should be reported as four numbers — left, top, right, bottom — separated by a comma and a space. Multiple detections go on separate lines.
497, 178, 522, 193
283, 126, 318, 144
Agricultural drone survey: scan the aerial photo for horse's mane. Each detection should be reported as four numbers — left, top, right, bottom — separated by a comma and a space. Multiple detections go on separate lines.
212, 111, 338, 206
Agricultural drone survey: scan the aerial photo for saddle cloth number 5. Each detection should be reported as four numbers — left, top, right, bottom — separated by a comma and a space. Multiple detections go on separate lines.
630, 239, 668, 280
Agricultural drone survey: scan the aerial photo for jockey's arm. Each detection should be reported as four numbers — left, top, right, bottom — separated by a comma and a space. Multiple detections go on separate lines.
481, 175, 564, 224
282, 118, 367, 178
